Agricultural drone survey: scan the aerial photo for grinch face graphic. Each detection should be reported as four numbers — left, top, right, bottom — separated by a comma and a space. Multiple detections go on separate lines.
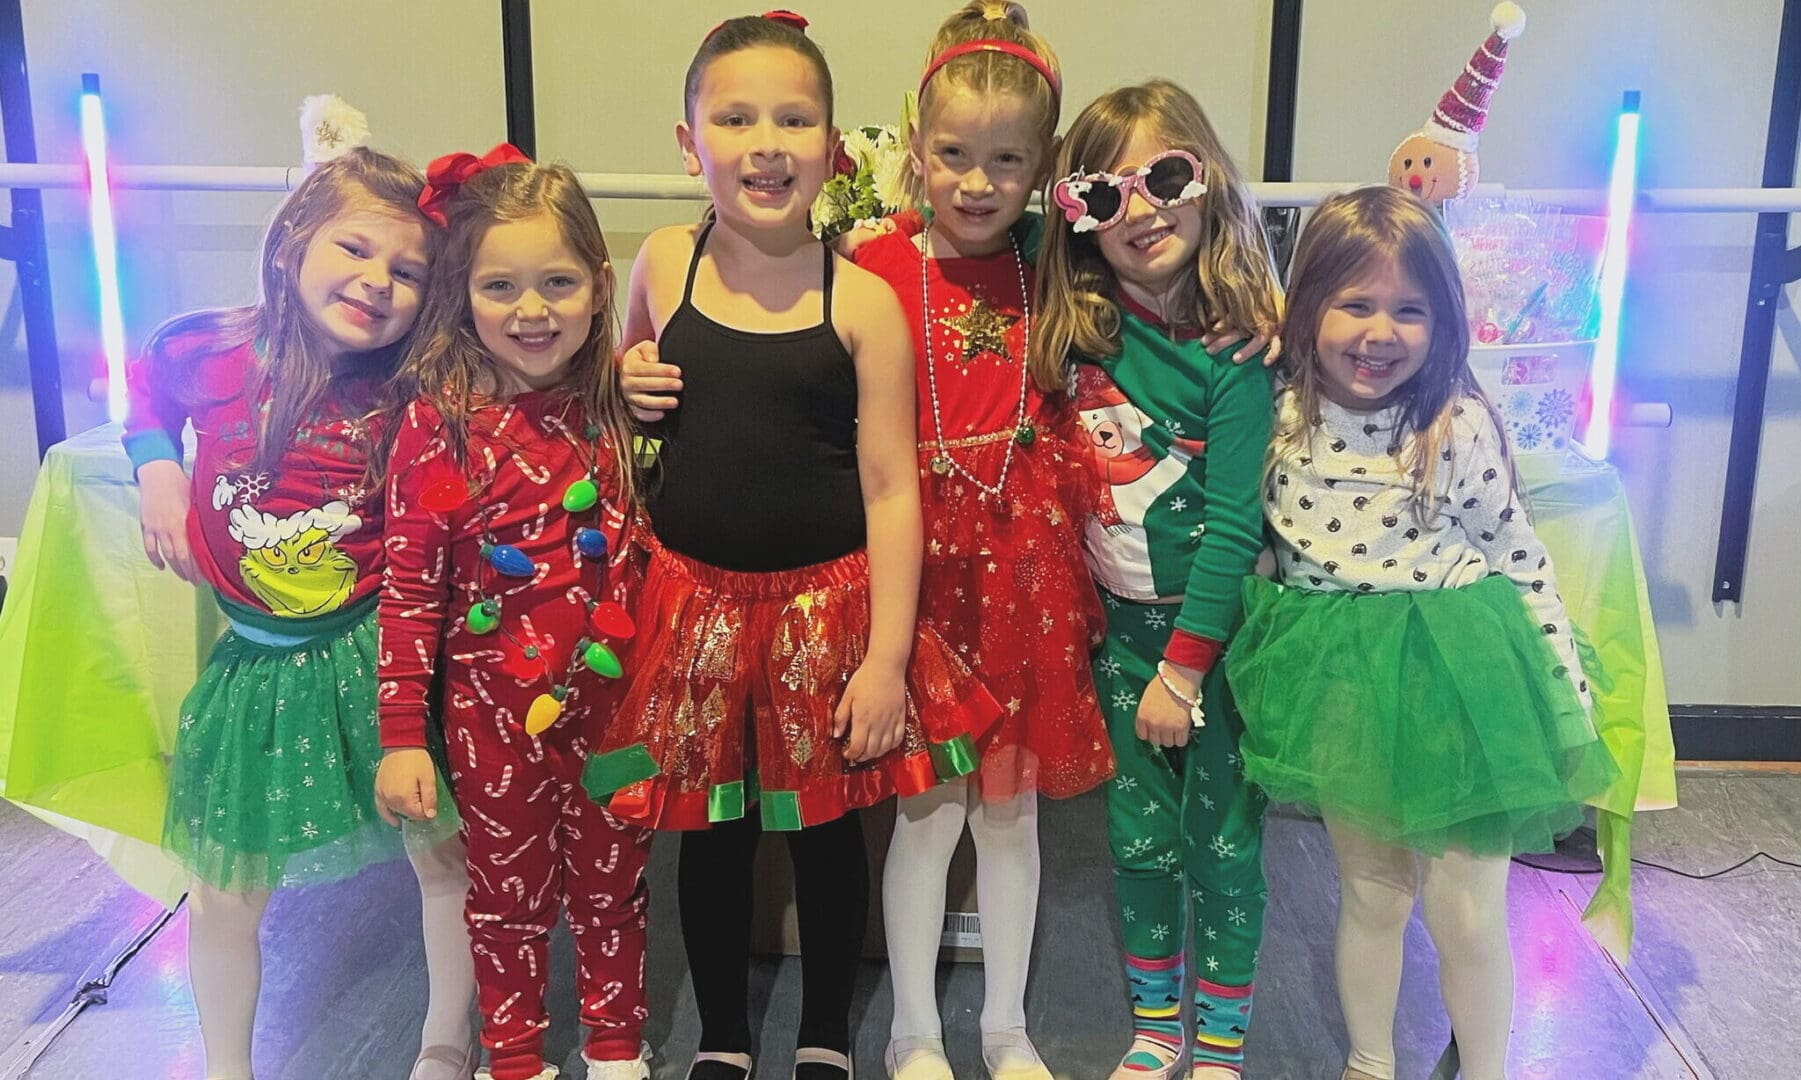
227, 499, 362, 617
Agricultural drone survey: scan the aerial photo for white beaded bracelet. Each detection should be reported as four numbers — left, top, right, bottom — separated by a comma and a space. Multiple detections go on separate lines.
1155, 662, 1208, 729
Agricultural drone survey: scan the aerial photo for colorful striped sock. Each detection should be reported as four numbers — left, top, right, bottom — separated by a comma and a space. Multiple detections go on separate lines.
1191, 978, 1253, 1073
1121, 952, 1185, 1070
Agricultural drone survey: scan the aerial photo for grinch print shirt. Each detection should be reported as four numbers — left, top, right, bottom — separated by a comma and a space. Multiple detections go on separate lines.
1266, 388, 1591, 709
123, 340, 386, 633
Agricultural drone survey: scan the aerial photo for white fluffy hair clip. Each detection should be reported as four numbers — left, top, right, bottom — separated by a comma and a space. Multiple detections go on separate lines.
299, 94, 372, 168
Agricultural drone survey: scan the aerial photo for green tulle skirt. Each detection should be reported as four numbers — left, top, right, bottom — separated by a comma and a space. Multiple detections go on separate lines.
1225, 574, 1618, 857
163, 607, 456, 891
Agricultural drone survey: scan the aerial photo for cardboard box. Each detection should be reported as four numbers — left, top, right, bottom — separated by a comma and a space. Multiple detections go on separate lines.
750, 799, 985, 963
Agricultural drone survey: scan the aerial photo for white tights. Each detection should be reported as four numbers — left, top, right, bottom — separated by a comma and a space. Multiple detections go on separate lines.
1326, 818, 1514, 1080
884, 777, 1041, 1041
186, 836, 475, 1079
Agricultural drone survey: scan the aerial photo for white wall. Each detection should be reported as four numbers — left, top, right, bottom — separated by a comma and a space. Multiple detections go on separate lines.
2, 0, 1794, 706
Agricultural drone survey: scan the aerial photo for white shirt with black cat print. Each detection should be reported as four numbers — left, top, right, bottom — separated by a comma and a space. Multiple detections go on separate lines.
1264, 388, 1592, 711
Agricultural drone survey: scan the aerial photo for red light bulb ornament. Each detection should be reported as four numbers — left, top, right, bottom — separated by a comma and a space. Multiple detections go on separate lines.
587, 601, 635, 640
418, 478, 468, 513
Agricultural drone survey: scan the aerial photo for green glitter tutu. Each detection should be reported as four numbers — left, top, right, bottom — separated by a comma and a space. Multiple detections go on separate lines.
163, 605, 456, 891
1225, 574, 1619, 857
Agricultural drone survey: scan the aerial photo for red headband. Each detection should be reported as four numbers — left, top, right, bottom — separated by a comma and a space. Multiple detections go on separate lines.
918, 40, 1060, 108
706, 9, 809, 41
417, 143, 532, 226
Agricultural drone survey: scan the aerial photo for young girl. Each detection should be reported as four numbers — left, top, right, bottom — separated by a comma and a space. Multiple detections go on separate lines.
374, 150, 652, 1080
1223, 185, 1619, 1080
1037, 81, 1282, 1080
125, 112, 478, 1080
862, 6, 1110, 1078
581, 13, 999, 1080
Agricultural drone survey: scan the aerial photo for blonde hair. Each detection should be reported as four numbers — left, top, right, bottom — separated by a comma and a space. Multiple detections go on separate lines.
1274, 184, 1509, 518
904, 1, 1061, 208
396, 161, 635, 508
140, 147, 436, 479
1035, 80, 1281, 391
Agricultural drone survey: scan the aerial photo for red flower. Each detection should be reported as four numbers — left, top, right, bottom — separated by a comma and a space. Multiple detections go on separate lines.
833, 141, 857, 178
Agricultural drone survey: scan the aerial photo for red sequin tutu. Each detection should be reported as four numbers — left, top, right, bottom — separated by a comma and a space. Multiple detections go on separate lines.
918, 406, 1113, 800
584, 540, 1001, 831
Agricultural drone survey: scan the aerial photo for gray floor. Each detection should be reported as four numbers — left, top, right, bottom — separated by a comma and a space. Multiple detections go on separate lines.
1, 767, 1796, 1079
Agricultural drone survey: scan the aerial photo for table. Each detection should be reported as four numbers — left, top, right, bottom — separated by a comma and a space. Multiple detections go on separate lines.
1519, 449, 1678, 958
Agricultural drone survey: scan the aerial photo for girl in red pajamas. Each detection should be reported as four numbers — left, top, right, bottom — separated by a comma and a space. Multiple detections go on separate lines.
375, 147, 651, 1080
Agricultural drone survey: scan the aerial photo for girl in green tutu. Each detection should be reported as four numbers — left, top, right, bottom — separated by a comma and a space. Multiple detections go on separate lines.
123, 99, 478, 1080
1223, 185, 1617, 1080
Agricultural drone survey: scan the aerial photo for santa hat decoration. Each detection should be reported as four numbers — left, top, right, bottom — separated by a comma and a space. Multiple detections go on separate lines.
1421, 2, 1527, 153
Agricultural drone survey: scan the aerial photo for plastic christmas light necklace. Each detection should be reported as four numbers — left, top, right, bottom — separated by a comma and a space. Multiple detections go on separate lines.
418, 416, 635, 735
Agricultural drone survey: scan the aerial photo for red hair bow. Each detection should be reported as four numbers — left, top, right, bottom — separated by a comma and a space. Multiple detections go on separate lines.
761, 9, 808, 31
417, 143, 532, 226
706, 9, 809, 41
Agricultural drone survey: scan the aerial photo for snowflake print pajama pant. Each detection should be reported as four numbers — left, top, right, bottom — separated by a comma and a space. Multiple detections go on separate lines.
1093, 592, 1268, 1074
447, 700, 652, 1075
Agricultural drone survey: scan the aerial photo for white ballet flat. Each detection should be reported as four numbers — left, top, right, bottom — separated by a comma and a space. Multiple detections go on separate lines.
685, 1051, 753, 1079
1106, 1036, 1186, 1080
795, 1046, 853, 1079
884, 1035, 951, 1080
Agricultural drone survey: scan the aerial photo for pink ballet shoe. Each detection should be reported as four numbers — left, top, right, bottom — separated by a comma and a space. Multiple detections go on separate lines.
795, 1046, 853, 1079
411, 1030, 482, 1080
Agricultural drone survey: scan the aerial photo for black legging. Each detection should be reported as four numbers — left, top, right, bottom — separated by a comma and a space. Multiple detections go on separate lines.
678, 810, 869, 1055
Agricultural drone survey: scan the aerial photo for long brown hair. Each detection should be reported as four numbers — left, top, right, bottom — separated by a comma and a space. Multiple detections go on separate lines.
1035, 80, 1280, 391
1275, 184, 1508, 517
139, 147, 434, 477
396, 161, 635, 507
904, 1, 1061, 209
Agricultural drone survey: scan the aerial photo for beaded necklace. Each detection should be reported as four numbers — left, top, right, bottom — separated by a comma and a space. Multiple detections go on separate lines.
919, 229, 1037, 499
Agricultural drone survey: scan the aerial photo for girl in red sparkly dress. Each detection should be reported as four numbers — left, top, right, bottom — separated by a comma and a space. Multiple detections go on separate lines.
375, 149, 651, 1080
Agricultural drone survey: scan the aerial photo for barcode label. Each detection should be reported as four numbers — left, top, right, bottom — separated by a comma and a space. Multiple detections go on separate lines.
941, 911, 982, 950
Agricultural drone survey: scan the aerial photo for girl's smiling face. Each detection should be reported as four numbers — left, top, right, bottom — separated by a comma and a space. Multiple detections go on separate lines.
1092, 123, 1205, 312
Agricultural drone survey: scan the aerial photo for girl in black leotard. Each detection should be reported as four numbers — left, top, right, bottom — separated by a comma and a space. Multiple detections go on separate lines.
581, 13, 1000, 1080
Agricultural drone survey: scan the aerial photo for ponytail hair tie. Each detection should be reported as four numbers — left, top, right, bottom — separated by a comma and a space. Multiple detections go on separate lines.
417, 143, 532, 227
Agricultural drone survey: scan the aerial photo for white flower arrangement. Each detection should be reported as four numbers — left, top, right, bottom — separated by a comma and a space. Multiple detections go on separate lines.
812, 114, 912, 240
299, 94, 371, 168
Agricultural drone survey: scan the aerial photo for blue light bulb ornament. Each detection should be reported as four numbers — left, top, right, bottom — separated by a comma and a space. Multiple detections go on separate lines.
575, 527, 609, 559
486, 543, 535, 578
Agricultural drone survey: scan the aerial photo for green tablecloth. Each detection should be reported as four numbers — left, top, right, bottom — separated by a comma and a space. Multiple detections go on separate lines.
1518, 450, 1677, 959
0, 423, 218, 905
0, 430, 1677, 947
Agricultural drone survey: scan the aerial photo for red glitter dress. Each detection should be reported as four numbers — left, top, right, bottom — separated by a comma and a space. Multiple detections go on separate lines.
855, 231, 1112, 799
